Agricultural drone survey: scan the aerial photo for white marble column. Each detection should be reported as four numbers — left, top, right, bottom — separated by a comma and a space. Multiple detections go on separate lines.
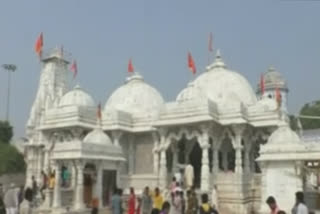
71, 164, 77, 188
52, 161, 61, 208
74, 161, 85, 210
128, 138, 135, 175
172, 146, 178, 173
153, 151, 159, 175
96, 163, 103, 208
37, 147, 44, 183
244, 150, 251, 173
159, 149, 167, 190
232, 125, 245, 174
200, 129, 210, 192
43, 148, 50, 174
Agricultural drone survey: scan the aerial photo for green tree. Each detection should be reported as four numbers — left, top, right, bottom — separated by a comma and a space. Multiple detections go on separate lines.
0, 120, 25, 175
300, 101, 320, 130
0, 121, 13, 144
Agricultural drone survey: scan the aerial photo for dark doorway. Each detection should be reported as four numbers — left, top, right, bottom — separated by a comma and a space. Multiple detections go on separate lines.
102, 170, 117, 206
189, 142, 202, 188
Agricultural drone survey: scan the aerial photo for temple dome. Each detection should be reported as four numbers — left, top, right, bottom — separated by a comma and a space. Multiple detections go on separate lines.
193, 51, 257, 106
104, 73, 164, 118
267, 124, 301, 145
83, 128, 112, 145
176, 82, 206, 103
258, 66, 288, 92
59, 85, 95, 107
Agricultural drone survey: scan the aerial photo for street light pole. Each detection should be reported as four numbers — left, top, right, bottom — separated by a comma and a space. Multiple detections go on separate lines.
2, 64, 17, 121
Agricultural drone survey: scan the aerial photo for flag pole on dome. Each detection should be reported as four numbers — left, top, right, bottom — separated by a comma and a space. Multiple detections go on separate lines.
188, 52, 196, 82
128, 58, 134, 74
208, 32, 213, 65
34, 32, 44, 60
70, 60, 78, 80
97, 102, 102, 127
260, 73, 265, 96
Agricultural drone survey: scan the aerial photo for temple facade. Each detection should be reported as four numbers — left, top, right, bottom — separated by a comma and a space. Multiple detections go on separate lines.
24, 48, 320, 214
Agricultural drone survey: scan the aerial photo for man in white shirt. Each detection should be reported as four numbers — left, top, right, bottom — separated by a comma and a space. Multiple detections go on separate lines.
291, 191, 308, 214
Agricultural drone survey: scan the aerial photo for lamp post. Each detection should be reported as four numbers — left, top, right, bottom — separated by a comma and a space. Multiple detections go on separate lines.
2, 64, 17, 121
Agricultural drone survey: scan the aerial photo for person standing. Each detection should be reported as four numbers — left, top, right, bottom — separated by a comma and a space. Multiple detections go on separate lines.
160, 201, 171, 214
172, 191, 182, 214
184, 165, 194, 190
291, 191, 309, 214
266, 196, 280, 214
111, 189, 122, 214
153, 187, 163, 211
40, 170, 47, 200
3, 183, 19, 214
199, 193, 218, 214
211, 185, 219, 211
128, 187, 136, 214
19, 188, 33, 214
141, 186, 153, 214
49, 171, 56, 190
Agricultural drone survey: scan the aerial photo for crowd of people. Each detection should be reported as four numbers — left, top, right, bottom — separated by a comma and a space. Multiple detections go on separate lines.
109, 184, 219, 214
265, 192, 314, 214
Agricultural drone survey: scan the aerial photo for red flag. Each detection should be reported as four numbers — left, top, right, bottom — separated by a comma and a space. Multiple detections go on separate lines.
275, 87, 282, 108
97, 103, 102, 121
260, 74, 265, 95
34, 32, 43, 58
188, 52, 196, 74
70, 60, 78, 79
128, 59, 134, 73
208, 32, 213, 52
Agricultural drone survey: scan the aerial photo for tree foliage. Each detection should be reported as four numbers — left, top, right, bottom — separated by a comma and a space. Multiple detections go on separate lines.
0, 121, 13, 144
0, 144, 25, 175
0, 120, 25, 175
300, 101, 320, 130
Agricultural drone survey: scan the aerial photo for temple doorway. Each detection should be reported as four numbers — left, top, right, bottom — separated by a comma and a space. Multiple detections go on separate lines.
189, 142, 202, 188
102, 170, 117, 206
83, 163, 96, 206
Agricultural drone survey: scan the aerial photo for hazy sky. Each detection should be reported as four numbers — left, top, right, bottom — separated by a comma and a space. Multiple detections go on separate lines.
0, 0, 320, 139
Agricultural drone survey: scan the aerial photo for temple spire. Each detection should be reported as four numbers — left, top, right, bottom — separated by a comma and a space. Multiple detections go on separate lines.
206, 49, 226, 71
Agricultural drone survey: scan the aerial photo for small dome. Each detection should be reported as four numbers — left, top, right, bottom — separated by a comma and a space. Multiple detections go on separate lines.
59, 85, 95, 107
83, 128, 112, 145
105, 73, 164, 118
176, 82, 206, 103
258, 66, 288, 92
193, 51, 257, 106
267, 124, 301, 145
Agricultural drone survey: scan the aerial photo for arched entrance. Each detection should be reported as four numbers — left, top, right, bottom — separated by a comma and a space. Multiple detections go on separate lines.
189, 142, 202, 188
84, 163, 96, 206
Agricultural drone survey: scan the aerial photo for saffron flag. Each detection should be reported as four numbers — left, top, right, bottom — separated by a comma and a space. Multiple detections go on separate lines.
208, 32, 213, 52
34, 32, 43, 58
260, 74, 265, 95
70, 60, 78, 79
275, 87, 282, 109
97, 103, 102, 121
128, 59, 134, 73
188, 52, 196, 74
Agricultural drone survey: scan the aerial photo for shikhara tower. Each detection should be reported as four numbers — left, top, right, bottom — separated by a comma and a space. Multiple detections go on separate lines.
25, 48, 69, 186
24, 48, 320, 214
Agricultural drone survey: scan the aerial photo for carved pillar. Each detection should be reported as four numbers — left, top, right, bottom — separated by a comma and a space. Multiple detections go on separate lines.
159, 148, 167, 190
200, 126, 210, 192
232, 125, 245, 174
52, 161, 61, 208
96, 162, 103, 208
152, 133, 160, 175
37, 147, 44, 183
74, 161, 85, 210
128, 138, 135, 175
43, 148, 50, 174
71, 164, 77, 188
172, 145, 178, 173
244, 149, 251, 173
